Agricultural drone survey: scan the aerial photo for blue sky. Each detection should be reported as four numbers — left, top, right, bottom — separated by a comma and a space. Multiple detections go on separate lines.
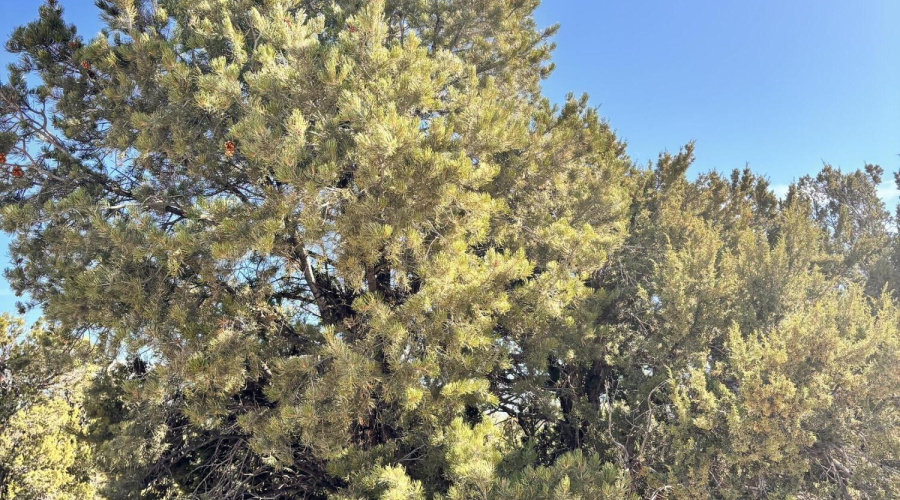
534, 0, 900, 197
1, 0, 898, 316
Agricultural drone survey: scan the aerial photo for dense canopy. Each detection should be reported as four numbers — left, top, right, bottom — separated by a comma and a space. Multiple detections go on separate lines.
0, 1, 897, 498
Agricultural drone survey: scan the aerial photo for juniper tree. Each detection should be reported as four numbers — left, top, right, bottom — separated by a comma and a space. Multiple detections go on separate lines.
0, 314, 97, 498
536, 152, 900, 498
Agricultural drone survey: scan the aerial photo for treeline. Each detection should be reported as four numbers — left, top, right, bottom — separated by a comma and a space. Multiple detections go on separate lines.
0, 1, 897, 498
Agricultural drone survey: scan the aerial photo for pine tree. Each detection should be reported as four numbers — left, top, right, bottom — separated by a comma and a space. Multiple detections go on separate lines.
1, 1, 629, 497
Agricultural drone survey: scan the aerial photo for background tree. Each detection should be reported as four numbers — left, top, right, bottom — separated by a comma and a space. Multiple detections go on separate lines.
0, 314, 97, 499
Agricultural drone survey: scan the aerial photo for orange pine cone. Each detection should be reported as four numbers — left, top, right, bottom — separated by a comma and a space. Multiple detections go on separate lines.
81, 61, 90, 70
0, 152, 6, 164
224, 141, 236, 157
11, 166, 23, 178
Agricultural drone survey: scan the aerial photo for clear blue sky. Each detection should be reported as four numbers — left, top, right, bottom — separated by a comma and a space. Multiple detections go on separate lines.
533, 0, 900, 196
1, 0, 898, 316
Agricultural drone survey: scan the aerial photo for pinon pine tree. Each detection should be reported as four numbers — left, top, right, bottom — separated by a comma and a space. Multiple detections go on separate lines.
0, 0, 631, 497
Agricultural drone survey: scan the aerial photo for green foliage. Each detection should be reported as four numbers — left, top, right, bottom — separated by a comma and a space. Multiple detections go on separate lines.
493, 450, 636, 500
0, 397, 97, 499
0, 315, 97, 498
0, 1, 898, 499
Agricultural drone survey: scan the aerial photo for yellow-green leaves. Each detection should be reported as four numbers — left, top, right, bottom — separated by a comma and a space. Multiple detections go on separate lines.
0, 397, 97, 500
196, 56, 241, 113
